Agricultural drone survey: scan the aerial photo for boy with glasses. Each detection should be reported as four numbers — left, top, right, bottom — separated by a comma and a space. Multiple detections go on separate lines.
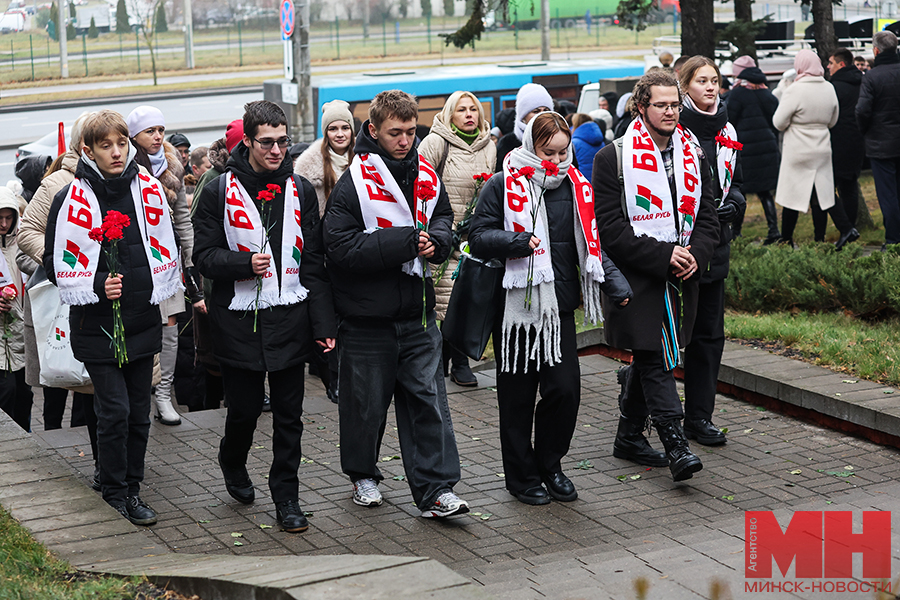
192, 100, 336, 532
592, 71, 720, 482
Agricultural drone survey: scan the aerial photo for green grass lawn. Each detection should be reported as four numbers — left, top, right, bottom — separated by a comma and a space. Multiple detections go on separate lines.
0, 505, 142, 600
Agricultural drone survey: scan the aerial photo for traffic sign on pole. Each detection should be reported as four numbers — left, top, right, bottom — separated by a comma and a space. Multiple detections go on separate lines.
280, 0, 295, 41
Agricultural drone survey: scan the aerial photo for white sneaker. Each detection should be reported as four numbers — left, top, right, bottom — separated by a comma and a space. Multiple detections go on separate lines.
421, 490, 469, 518
352, 478, 383, 507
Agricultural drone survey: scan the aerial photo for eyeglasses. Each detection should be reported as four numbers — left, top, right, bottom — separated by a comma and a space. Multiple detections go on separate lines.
648, 102, 683, 113
252, 136, 292, 150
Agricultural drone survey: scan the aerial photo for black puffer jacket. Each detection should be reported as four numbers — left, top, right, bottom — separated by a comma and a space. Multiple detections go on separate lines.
44, 159, 162, 364
15, 155, 50, 201
468, 170, 632, 311
830, 65, 865, 178
725, 84, 780, 193
192, 143, 335, 372
495, 133, 521, 172
323, 120, 454, 321
679, 101, 746, 282
856, 50, 900, 160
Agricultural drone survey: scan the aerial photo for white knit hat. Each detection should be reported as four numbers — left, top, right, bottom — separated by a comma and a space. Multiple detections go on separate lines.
321, 100, 354, 135
514, 83, 553, 141
126, 105, 165, 138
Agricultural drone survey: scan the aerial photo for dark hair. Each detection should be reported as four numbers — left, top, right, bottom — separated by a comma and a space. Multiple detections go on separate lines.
531, 112, 571, 150
243, 100, 288, 140
678, 56, 721, 97
189, 146, 209, 168
673, 54, 691, 73
831, 48, 854, 68
320, 122, 355, 201
854, 55, 867, 62
83, 109, 130, 150
631, 70, 681, 118
368, 90, 418, 129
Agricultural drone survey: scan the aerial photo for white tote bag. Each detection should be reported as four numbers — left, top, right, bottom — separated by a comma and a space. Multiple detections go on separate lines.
28, 275, 91, 388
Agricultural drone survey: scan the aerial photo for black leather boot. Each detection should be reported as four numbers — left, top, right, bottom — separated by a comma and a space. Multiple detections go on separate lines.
613, 416, 669, 466
761, 193, 781, 244
654, 419, 703, 482
449, 346, 477, 387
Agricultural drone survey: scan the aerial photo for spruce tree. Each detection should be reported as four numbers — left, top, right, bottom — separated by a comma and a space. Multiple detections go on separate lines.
48, 1, 58, 40
116, 0, 130, 34
443, 0, 453, 17
420, 0, 431, 17
66, 20, 75, 40
88, 15, 98, 38
155, 3, 167, 33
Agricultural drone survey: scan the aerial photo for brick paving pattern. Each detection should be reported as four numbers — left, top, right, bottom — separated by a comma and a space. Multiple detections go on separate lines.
29, 353, 900, 599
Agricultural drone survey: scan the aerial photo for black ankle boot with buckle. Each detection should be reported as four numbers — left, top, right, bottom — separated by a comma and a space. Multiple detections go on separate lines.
655, 419, 703, 482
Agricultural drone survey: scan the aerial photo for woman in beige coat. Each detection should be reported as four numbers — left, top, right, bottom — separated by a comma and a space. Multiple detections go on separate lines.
773, 50, 859, 249
419, 90, 496, 387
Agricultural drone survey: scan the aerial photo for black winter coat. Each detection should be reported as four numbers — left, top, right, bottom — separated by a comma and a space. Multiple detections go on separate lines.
192, 144, 335, 372
856, 51, 900, 160
591, 143, 719, 351
15, 155, 50, 201
829, 65, 865, 178
468, 171, 632, 312
44, 160, 162, 364
679, 102, 746, 282
323, 121, 454, 322
725, 85, 780, 193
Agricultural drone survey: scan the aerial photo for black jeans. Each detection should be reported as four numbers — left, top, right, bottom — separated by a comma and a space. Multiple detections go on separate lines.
683, 278, 726, 422
495, 313, 580, 493
338, 312, 460, 509
84, 356, 153, 506
871, 157, 900, 245
625, 349, 684, 423
0, 369, 33, 432
220, 366, 305, 504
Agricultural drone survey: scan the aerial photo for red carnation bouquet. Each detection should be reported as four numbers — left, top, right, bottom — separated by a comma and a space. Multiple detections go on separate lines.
88, 210, 131, 367
251, 183, 281, 332
714, 134, 743, 151
0, 284, 17, 374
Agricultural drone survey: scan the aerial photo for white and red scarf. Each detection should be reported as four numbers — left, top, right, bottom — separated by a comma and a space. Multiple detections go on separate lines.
623, 117, 702, 248
501, 156, 604, 292
714, 123, 740, 204
53, 173, 182, 306
223, 172, 308, 311
350, 152, 442, 278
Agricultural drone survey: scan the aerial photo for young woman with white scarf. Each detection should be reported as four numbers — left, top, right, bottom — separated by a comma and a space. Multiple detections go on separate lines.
469, 112, 632, 505
126, 106, 200, 426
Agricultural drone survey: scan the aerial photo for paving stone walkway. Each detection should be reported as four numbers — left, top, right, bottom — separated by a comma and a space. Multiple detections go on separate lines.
18, 343, 900, 599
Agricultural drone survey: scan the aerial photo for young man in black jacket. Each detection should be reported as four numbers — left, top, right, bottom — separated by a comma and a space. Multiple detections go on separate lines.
45, 110, 183, 526
828, 48, 866, 231
323, 90, 468, 518
193, 101, 336, 533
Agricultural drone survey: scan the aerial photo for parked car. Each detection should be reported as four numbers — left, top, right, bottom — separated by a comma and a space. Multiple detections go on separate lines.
16, 127, 70, 161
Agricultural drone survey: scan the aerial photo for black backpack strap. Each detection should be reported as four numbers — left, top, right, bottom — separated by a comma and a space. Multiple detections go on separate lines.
436, 139, 451, 178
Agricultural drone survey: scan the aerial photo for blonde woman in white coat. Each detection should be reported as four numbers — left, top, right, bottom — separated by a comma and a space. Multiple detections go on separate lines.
773, 50, 859, 249
419, 91, 496, 387
294, 100, 355, 218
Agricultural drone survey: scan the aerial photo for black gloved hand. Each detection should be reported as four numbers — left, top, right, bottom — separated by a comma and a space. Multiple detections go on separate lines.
184, 266, 204, 304
716, 202, 739, 224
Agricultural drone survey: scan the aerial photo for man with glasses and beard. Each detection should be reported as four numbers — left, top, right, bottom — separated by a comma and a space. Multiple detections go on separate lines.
591, 71, 719, 483
193, 100, 336, 533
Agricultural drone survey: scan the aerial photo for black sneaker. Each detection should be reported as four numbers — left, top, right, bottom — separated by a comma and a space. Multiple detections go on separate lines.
262, 394, 272, 412
275, 500, 309, 533
124, 496, 158, 526
89, 465, 101, 491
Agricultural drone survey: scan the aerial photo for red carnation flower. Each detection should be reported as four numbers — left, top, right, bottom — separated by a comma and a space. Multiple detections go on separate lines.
105, 226, 124, 241
88, 228, 104, 243
516, 166, 536, 180
1, 285, 16, 301
473, 173, 484, 182
266, 183, 282, 195
257, 190, 275, 203
416, 181, 437, 201
715, 135, 744, 151
105, 210, 130, 229
678, 196, 696, 216
541, 160, 560, 177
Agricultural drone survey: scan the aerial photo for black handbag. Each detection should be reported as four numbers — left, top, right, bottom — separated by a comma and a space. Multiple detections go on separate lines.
442, 253, 504, 361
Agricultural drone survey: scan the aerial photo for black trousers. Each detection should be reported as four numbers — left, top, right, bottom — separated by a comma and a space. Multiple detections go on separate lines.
683, 278, 726, 422
625, 349, 684, 423
84, 356, 153, 506
835, 175, 860, 230
495, 313, 580, 493
782, 189, 853, 242
338, 313, 460, 509
0, 369, 33, 432
220, 366, 305, 504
